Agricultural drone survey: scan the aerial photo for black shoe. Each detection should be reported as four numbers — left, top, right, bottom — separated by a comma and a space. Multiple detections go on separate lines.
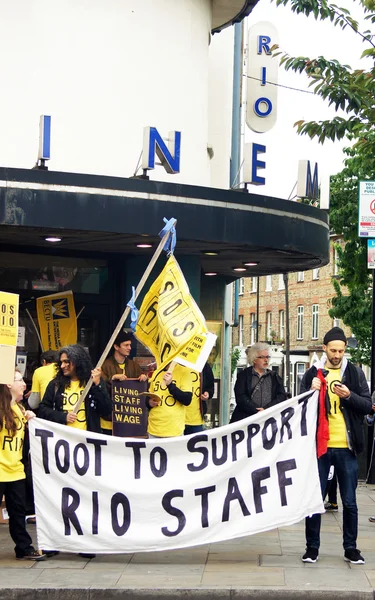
302, 547, 319, 563
324, 502, 338, 512
43, 550, 60, 558
79, 553, 96, 559
16, 550, 46, 561
344, 548, 365, 564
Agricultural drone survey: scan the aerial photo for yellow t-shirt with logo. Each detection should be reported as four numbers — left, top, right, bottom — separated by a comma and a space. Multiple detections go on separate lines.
185, 370, 203, 426
100, 364, 125, 431
31, 363, 58, 400
326, 368, 348, 448
148, 365, 193, 437
62, 380, 87, 430
0, 403, 26, 482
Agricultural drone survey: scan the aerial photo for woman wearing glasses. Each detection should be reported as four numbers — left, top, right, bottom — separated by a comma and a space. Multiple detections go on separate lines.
0, 370, 45, 560
231, 343, 286, 423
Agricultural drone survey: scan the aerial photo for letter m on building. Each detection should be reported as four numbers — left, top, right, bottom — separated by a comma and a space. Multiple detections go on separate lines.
142, 127, 181, 174
297, 160, 319, 199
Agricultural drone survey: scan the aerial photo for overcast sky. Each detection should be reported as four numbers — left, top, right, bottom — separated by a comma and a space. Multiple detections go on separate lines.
244, 0, 369, 199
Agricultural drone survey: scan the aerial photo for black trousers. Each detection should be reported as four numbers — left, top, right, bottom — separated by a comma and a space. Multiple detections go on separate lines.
0, 479, 34, 555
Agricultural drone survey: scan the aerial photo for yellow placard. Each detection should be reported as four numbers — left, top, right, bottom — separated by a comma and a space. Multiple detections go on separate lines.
36, 291, 77, 350
135, 256, 208, 371
0, 291, 19, 346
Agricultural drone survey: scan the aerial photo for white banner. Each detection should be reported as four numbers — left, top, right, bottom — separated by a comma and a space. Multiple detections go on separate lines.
29, 391, 323, 554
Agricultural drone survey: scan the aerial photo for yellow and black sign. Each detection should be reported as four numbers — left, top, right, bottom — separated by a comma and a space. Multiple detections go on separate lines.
135, 256, 208, 371
37, 291, 77, 350
0, 291, 18, 346
0, 291, 19, 384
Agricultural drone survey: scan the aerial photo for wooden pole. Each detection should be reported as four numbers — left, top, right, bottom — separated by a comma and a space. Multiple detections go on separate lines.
26, 308, 45, 352
72, 220, 177, 413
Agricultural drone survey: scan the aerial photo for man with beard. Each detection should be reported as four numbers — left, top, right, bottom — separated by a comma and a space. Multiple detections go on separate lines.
300, 327, 371, 565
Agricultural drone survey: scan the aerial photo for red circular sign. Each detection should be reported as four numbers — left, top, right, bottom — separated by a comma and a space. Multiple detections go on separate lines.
370, 199, 375, 214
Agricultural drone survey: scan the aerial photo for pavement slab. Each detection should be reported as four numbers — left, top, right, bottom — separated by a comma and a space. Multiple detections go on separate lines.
0, 484, 373, 599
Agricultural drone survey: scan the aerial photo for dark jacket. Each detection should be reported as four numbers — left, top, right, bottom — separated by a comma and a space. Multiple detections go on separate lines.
39, 378, 112, 434
231, 366, 286, 423
200, 362, 215, 417
301, 361, 371, 455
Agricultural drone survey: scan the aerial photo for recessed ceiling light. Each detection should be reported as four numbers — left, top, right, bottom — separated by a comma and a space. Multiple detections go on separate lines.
243, 261, 258, 266
233, 267, 247, 272
203, 251, 219, 256
205, 272, 217, 276
45, 236, 62, 243
136, 243, 153, 248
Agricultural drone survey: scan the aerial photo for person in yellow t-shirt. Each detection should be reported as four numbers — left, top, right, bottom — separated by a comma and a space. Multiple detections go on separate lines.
28, 351, 58, 410
301, 326, 371, 566
184, 362, 215, 435
0, 370, 45, 561
147, 364, 193, 438
39, 344, 112, 434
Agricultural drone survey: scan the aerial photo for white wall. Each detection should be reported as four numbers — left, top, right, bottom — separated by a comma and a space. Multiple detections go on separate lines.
208, 27, 234, 189
0, 0, 217, 186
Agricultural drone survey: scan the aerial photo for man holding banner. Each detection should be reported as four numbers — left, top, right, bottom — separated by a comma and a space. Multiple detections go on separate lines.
301, 327, 371, 565
39, 344, 111, 433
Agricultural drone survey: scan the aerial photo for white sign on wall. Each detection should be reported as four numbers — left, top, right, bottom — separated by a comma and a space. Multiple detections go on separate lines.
246, 22, 279, 133
29, 392, 323, 554
359, 181, 375, 238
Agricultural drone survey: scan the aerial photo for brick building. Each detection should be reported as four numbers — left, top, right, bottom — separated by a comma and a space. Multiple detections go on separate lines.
232, 236, 357, 395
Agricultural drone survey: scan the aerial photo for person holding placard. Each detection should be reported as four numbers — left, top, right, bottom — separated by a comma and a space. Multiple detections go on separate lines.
100, 331, 147, 434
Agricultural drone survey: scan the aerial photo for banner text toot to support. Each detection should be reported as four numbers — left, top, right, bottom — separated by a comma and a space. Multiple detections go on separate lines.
29, 391, 323, 554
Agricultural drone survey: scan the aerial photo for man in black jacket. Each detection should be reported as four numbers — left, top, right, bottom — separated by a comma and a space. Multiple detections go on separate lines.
300, 327, 371, 565
231, 343, 285, 423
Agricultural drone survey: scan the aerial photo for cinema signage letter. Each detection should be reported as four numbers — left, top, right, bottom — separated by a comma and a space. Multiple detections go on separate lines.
246, 22, 279, 134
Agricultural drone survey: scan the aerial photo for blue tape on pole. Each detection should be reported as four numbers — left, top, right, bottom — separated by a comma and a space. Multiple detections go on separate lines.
159, 217, 176, 254
127, 286, 139, 332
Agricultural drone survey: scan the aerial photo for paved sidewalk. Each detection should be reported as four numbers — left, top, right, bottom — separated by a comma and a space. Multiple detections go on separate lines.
0, 483, 374, 600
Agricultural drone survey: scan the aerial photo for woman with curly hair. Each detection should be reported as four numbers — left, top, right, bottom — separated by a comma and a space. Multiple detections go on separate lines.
0, 370, 45, 560
39, 344, 111, 433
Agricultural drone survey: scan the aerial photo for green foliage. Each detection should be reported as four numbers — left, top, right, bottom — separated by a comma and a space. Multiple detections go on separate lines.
273, 0, 375, 364
231, 347, 241, 377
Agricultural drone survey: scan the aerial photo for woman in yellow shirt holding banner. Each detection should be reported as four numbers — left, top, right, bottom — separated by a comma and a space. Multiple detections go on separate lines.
0, 371, 45, 560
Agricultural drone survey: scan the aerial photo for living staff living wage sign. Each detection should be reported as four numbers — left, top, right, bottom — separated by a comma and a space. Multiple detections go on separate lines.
29, 392, 323, 554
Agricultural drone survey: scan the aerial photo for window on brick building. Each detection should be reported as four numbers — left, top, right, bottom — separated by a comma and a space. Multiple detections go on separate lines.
297, 305, 304, 340
239, 278, 245, 295
333, 245, 340, 276
278, 274, 285, 290
265, 275, 272, 291
296, 363, 306, 394
297, 271, 304, 282
312, 304, 319, 340
250, 312, 256, 345
279, 310, 285, 341
266, 311, 272, 340
250, 277, 257, 293
239, 315, 244, 346
312, 268, 320, 280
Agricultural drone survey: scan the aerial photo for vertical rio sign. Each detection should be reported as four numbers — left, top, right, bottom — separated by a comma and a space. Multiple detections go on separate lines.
244, 22, 279, 186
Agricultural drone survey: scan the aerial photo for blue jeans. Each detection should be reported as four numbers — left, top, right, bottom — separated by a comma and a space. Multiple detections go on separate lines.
305, 448, 358, 550
184, 425, 204, 435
